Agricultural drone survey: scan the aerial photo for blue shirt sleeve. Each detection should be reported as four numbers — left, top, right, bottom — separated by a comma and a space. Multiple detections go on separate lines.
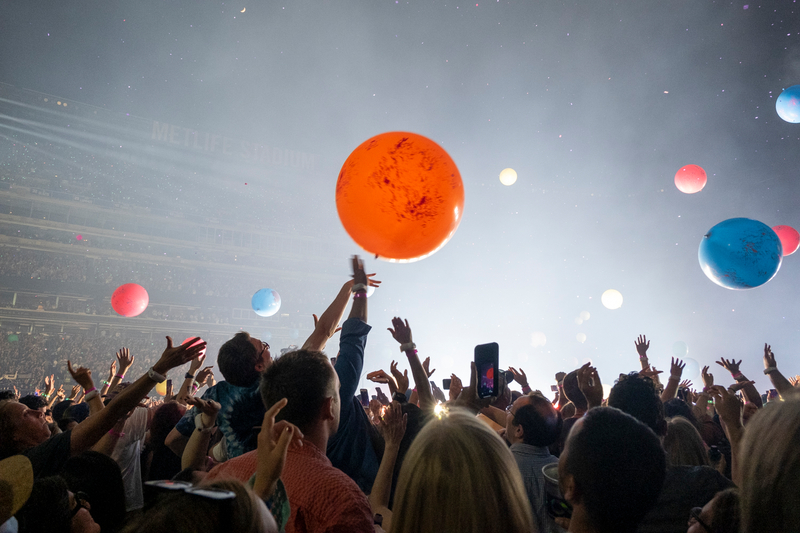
174, 385, 217, 436
335, 317, 372, 425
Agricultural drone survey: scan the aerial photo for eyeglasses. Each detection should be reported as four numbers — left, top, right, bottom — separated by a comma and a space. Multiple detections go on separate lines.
688, 507, 712, 533
144, 480, 236, 500
70, 491, 90, 519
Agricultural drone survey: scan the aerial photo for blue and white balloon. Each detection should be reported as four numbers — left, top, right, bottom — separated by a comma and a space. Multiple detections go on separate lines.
251, 288, 281, 317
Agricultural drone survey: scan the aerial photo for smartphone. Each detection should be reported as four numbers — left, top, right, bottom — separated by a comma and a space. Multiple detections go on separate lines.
166, 379, 172, 390
443, 378, 452, 390
551, 385, 558, 392
359, 389, 369, 407
475, 342, 499, 399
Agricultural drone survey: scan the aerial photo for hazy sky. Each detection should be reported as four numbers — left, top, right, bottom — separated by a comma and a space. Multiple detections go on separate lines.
2, 0, 799, 394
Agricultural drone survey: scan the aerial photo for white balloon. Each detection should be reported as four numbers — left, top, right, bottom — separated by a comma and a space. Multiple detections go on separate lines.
576, 333, 587, 343
531, 331, 547, 348
580, 311, 591, 321
601, 289, 623, 310
499, 168, 518, 186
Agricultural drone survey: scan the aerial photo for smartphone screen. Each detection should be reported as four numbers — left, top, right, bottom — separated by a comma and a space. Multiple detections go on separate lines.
475, 342, 499, 398
550, 385, 558, 392
443, 378, 452, 390
360, 389, 369, 407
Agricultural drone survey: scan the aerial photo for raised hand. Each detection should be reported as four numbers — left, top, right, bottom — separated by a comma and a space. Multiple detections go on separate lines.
763, 343, 777, 369
69, 385, 81, 400
55, 385, 65, 400
107, 361, 117, 382
67, 360, 95, 391
186, 396, 221, 428
116, 347, 134, 373
376, 401, 407, 449
639, 367, 663, 380
670, 357, 686, 379
430, 381, 447, 404
708, 385, 742, 428
153, 336, 207, 374
449, 373, 463, 402
44, 374, 56, 396
680, 379, 693, 389
387, 317, 413, 346
351, 255, 368, 287
366, 369, 399, 396
701, 366, 714, 389
508, 367, 529, 390
389, 361, 410, 394
195, 366, 214, 387
422, 357, 435, 378
253, 398, 303, 500
312, 314, 342, 334
188, 349, 207, 374
790, 375, 800, 388
454, 362, 492, 412
376, 387, 391, 406
577, 363, 603, 408
716, 357, 742, 375
635, 335, 650, 358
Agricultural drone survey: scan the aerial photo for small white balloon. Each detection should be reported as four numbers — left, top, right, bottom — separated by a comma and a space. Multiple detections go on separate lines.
366, 284, 375, 298
531, 331, 547, 348
574, 317, 583, 325
601, 289, 623, 310
499, 168, 518, 186
580, 311, 591, 321
576, 333, 587, 343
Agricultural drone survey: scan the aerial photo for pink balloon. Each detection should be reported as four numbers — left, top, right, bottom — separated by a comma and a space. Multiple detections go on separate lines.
772, 225, 800, 256
674, 164, 707, 194
182, 337, 207, 357
76, 235, 82, 241
111, 283, 149, 317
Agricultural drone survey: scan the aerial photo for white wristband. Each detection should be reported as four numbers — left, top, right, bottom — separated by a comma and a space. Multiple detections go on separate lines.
195, 413, 216, 431
352, 283, 368, 293
84, 390, 100, 402
399, 342, 416, 352
147, 367, 167, 383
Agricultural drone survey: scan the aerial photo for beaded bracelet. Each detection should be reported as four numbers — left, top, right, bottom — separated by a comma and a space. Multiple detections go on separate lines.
115, 374, 125, 380
101, 380, 110, 385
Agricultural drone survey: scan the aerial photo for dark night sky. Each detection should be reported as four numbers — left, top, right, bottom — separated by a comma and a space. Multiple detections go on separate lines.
1, 0, 799, 392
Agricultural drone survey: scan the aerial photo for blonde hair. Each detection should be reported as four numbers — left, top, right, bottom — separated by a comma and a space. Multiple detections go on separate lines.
390, 408, 533, 533
740, 398, 800, 533
663, 416, 709, 467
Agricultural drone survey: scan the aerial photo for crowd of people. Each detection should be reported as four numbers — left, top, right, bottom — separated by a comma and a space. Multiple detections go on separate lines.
1, 255, 799, 533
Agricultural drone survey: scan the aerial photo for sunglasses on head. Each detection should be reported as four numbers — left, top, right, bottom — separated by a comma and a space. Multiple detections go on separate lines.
144, 480, 236, 500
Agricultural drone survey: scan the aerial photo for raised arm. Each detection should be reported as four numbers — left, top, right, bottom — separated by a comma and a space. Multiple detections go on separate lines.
661, 358, 685, 402
181, 396, 221, 471
369, 401, 407, 530
67, 361, 104, 416
762, 344, 795, 399
577, 363, 604, 409
708, 385, 744, 486
176, 349, 208, 405
716, 357, 762, 408
70, 337, 206, 456
635, 335, 651, 371
302, 269, 379, 352
388, 317, 435, 412
108, 348, 134, 391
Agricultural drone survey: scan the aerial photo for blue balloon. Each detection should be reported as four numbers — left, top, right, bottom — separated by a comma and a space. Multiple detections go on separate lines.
776, 85, 800, 123
698, 218, 782, 290
251, 288, 281, 317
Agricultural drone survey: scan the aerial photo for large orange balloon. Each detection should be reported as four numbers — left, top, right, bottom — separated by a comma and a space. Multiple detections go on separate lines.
336, 132, 465, 262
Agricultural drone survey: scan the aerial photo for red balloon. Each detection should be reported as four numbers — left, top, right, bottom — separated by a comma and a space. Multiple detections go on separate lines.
182, 337, 207, 357
772, 225, 800, 256
336, 131, 465, 262
674, 164, 707, 194
111, 283, 149, 317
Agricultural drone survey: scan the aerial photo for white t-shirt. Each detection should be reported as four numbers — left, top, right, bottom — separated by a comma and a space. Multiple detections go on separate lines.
111, 407, 148, 511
